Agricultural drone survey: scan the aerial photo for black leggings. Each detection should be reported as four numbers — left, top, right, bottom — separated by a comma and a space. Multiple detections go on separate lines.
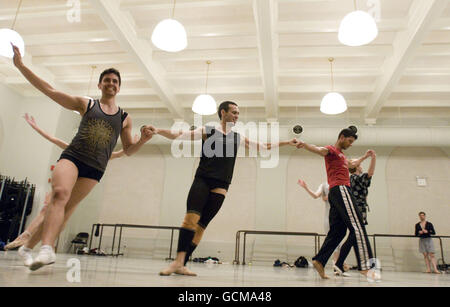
186, 176, 227, 229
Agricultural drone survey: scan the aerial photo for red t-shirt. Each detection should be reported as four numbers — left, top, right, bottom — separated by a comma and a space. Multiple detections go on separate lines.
325, 145, 350, 189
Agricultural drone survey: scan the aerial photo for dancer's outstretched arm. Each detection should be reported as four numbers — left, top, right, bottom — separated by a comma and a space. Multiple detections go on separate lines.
296, 140, 329, 157
297, 179, 322, 199
23, 113, 68, 150
367, 150, 376, 177
110, 134, 139, 160
244, 137, 298, 151
348, 150, 372, 169
12, 44, 89, 115
120, 118, 154, 156
149, 125, 206, 141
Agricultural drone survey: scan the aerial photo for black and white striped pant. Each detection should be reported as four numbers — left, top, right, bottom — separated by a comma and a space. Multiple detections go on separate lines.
313, 185, 373, 271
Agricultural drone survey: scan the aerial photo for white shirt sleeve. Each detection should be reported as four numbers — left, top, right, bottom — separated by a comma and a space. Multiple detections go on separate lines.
315, 184, 324, 197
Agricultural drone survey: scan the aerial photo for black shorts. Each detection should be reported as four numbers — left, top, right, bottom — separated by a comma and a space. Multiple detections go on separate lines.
59, 154, 104, 182
186, 176, 228, 227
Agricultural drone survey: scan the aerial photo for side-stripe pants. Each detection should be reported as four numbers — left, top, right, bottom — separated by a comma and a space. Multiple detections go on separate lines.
312, 185, 373, 271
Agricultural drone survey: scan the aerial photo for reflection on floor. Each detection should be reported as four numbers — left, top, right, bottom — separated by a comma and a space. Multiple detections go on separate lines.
0, 251, 448, 287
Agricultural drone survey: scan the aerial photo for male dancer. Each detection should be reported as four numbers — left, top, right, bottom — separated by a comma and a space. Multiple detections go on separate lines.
329, 150, 377, 274
296, 127, 375, 279
11, 44, 154, 271
146, 101, 298, 276
297, 179, 350, 274
5, 114, 136, 253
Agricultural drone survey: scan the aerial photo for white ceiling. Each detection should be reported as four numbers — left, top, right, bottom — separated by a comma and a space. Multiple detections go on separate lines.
1, 0, 450, 127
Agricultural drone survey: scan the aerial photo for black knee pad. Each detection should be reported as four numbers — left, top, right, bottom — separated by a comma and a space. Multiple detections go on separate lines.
177, 228, 196, 253
198, 193, 225, 229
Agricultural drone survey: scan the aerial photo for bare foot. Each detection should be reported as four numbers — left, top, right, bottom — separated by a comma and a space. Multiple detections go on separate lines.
159, 261, 183, 276
5, 237, 28, 250
432, 271, 441, 274
175, 266, 197, 276
312, 260, 329, 279
424, 271, 431, 273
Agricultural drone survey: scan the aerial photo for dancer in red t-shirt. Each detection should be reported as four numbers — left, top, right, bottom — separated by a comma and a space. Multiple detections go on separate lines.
296, 126, 376, 280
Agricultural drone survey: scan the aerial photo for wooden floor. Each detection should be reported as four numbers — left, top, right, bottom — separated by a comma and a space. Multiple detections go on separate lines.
1, 251, 448, 287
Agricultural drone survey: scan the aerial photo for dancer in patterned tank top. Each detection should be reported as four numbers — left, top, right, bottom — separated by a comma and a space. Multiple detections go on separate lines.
11, 44, 155, 271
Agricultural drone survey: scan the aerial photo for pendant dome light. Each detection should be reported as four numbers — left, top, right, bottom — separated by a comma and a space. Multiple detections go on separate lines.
192, 61, 217, 115
338, 0, 378, 47
320, 58, 348, 115
151, 0, 187, 52
0, 0, 25, 58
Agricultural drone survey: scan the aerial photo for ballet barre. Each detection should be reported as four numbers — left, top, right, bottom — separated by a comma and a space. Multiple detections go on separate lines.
316, 233, 449, 266
372, 234, 450, 265
89, 223, 181, 260
89, 223, 116, 254
233, 230, 320, 265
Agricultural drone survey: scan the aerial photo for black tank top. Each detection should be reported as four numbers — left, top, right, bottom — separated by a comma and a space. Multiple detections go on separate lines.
62, 99, 127, 172
195, 126, 241, 184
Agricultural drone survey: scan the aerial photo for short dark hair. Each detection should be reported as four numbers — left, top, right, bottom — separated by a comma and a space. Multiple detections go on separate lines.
338, 126, 358, 140
218, 101, 238, 119
419, 212, 426, 216
99, 68, 121, 86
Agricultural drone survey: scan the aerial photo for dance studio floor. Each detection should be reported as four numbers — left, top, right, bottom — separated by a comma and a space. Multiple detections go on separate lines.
1, 251, 448, 287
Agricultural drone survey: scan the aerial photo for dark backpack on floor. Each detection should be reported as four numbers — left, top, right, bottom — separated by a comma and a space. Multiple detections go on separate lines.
295, 256, 309, 268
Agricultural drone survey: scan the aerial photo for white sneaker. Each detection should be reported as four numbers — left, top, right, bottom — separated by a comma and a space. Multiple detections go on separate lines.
30, 247, 56, 271
18, 246, 33, 267
333, 264, 351, 277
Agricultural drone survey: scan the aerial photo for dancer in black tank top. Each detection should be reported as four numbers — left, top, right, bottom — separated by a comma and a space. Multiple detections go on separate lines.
145, 101, 299, 276
11, 45, 155, 271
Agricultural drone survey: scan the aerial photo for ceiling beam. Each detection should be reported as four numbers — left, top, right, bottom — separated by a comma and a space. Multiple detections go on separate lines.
364, 0, 448, 123
32, 53, 131, 67
23, 31, 115, 46
253, 0, 279, 119
0, 3, 94, 22
90, 0, 184, 118
120, 0, 252, 11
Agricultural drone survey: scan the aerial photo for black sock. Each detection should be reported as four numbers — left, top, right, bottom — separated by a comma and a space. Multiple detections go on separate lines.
177, 228, 196, 253
184, 242, 198, 266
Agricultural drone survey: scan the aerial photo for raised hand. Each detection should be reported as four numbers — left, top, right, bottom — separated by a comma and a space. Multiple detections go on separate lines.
297, 179, 307, 188
23, 113, 38, 129
11, 43, 24, 68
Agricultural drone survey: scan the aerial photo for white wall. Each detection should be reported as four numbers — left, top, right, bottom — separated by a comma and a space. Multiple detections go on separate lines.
0, 85, 79, 239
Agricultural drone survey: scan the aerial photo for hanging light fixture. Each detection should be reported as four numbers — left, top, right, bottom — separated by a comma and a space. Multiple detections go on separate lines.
338, 0, 378, 47
0, 0, 25, 58
320, 58, 347, 115
192, 61, 217, 115
83, 65, 96, 100
86, 65, 97, 99
151, 0, 187, 52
